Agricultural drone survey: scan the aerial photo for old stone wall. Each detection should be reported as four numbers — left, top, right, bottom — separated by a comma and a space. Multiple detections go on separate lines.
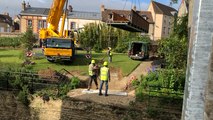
0, 90, 181, 120
182, 0, 213, 119
0, 32, 21, 37
0, 91, 32, 120
204, 40, 213, 120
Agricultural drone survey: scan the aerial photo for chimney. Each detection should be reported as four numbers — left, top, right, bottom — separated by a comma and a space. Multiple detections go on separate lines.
3, 12, 9, 16
22, 1, 26, 11
68, 5, 73, 12
26, 2, 31, 8
133, 5, 136, 11
101, 5, 105, 12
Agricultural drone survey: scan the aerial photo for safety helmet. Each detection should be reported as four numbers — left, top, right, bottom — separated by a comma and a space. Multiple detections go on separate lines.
108, 47, 111, 50
103, 61, 108, 66
91, 60, 95, 64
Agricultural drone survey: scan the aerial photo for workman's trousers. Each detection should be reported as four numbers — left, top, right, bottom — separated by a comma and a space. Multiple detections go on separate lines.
108, 56, 112, 63
99, 80, 108, 95
88, 75, 98, 90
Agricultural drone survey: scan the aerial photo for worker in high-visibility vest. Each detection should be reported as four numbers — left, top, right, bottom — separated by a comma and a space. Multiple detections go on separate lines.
99, 61, 110, 96
107, 47, 112, 63
88, 60, 98, 90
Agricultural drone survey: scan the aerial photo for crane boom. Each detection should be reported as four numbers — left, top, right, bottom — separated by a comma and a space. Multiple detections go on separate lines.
40, 0, 67, 39
48, 0, 66, 34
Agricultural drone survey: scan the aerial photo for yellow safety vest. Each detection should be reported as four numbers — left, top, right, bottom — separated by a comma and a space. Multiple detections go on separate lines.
88, 64, 94, 76
110, 52, 112, 56
100, 67, 109, 81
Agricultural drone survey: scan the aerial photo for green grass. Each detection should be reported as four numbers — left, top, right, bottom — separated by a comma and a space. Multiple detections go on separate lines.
0, 48, 141, 76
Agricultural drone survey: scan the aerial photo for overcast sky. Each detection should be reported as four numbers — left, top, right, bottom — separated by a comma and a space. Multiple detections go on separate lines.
0, 0, 181, 18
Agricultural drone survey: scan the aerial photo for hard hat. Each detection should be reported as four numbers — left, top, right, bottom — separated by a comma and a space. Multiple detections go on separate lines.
91, 60, 95, 64
108, 47, 111, 50
103, 61, 108, 66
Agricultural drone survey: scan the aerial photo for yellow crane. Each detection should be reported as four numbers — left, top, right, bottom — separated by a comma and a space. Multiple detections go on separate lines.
39, 0, 76, 62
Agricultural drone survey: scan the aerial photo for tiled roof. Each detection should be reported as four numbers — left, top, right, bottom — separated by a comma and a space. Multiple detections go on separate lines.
101, 9, 154, 23
20, 7, 101, 20
152, 1, 177, 16
20, 7, 49, 16
68, 11, 101, 20
0, 14, 13, 26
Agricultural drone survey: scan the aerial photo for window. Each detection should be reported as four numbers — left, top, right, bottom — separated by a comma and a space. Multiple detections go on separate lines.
46, 38, 71, 49
43, 20, 47, 28
38, 20, 47, 29
168, 28, 170, 34
70, 22, 76, 30
38, 20, 42, 29
163, 27, 166, 35
108, 14, 113, 19
0, 27, 4, 32
27, 19, 32, 28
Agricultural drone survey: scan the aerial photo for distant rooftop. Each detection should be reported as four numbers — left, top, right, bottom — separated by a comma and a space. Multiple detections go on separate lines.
20, 7, 101, 20
0, 14, 13, 26
152, 1, 177, 16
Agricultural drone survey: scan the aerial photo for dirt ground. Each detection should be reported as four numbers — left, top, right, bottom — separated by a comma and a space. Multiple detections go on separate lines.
67, 60, 153, 106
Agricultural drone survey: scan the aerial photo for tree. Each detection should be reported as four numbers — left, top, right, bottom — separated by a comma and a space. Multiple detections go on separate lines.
158, 15, 188, 69
79, 23, 144, 53
21, 27, 37, 51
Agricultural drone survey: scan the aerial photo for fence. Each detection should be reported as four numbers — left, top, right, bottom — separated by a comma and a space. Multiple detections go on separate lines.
147, 85, 183, 112
0, 70, 64, 95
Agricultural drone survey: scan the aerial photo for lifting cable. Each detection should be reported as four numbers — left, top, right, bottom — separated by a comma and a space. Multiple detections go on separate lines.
131, 0, 133, 9
138, 0, 141, 11
123, 0, 128, 10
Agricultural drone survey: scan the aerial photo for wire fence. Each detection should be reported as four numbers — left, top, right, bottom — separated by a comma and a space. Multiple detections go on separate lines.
0, 70, 63, 94
147, 85, 184, 112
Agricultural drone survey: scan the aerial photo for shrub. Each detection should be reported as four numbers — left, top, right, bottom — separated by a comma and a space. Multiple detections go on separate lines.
0, 37, 22, 47
135, 69, 185, 101
18, 85, 30, 106
57, 76, 80, 98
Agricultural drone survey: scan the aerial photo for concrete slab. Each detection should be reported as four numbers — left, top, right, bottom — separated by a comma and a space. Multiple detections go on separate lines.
82, 89, 128, 96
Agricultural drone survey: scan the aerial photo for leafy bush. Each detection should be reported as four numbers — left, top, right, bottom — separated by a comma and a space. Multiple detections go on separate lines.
70, 77, 80, 89
41, 76, 81, 99
18, 85, 30, 106
135, 69, 185, 101
0, 37, 22, 47
93, 44, 102, 53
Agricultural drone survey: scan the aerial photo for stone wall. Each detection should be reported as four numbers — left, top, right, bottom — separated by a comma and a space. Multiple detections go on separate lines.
204, 40, 213, 120
0, 32, 21, 37
0, 91, 32, 120
182, 0, 213, 119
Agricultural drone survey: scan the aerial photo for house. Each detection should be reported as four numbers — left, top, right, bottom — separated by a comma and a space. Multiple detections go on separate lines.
147, 1, 177, 40
101, 1, 177, 41
0, 13, 14, 32
19, 1, 101, 36
101, 5, 154, 39
67, 5, 101, 30
178, 0, 189, 17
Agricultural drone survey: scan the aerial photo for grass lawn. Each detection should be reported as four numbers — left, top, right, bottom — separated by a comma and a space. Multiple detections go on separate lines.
0, 48, 141, 76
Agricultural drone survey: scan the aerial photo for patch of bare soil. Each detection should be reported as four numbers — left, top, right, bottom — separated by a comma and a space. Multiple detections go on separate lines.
38, 68, 59, 81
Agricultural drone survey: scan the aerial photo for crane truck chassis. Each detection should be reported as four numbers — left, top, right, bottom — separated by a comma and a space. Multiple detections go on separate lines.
39, 0, 76, 62
43, 37, 75, 62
